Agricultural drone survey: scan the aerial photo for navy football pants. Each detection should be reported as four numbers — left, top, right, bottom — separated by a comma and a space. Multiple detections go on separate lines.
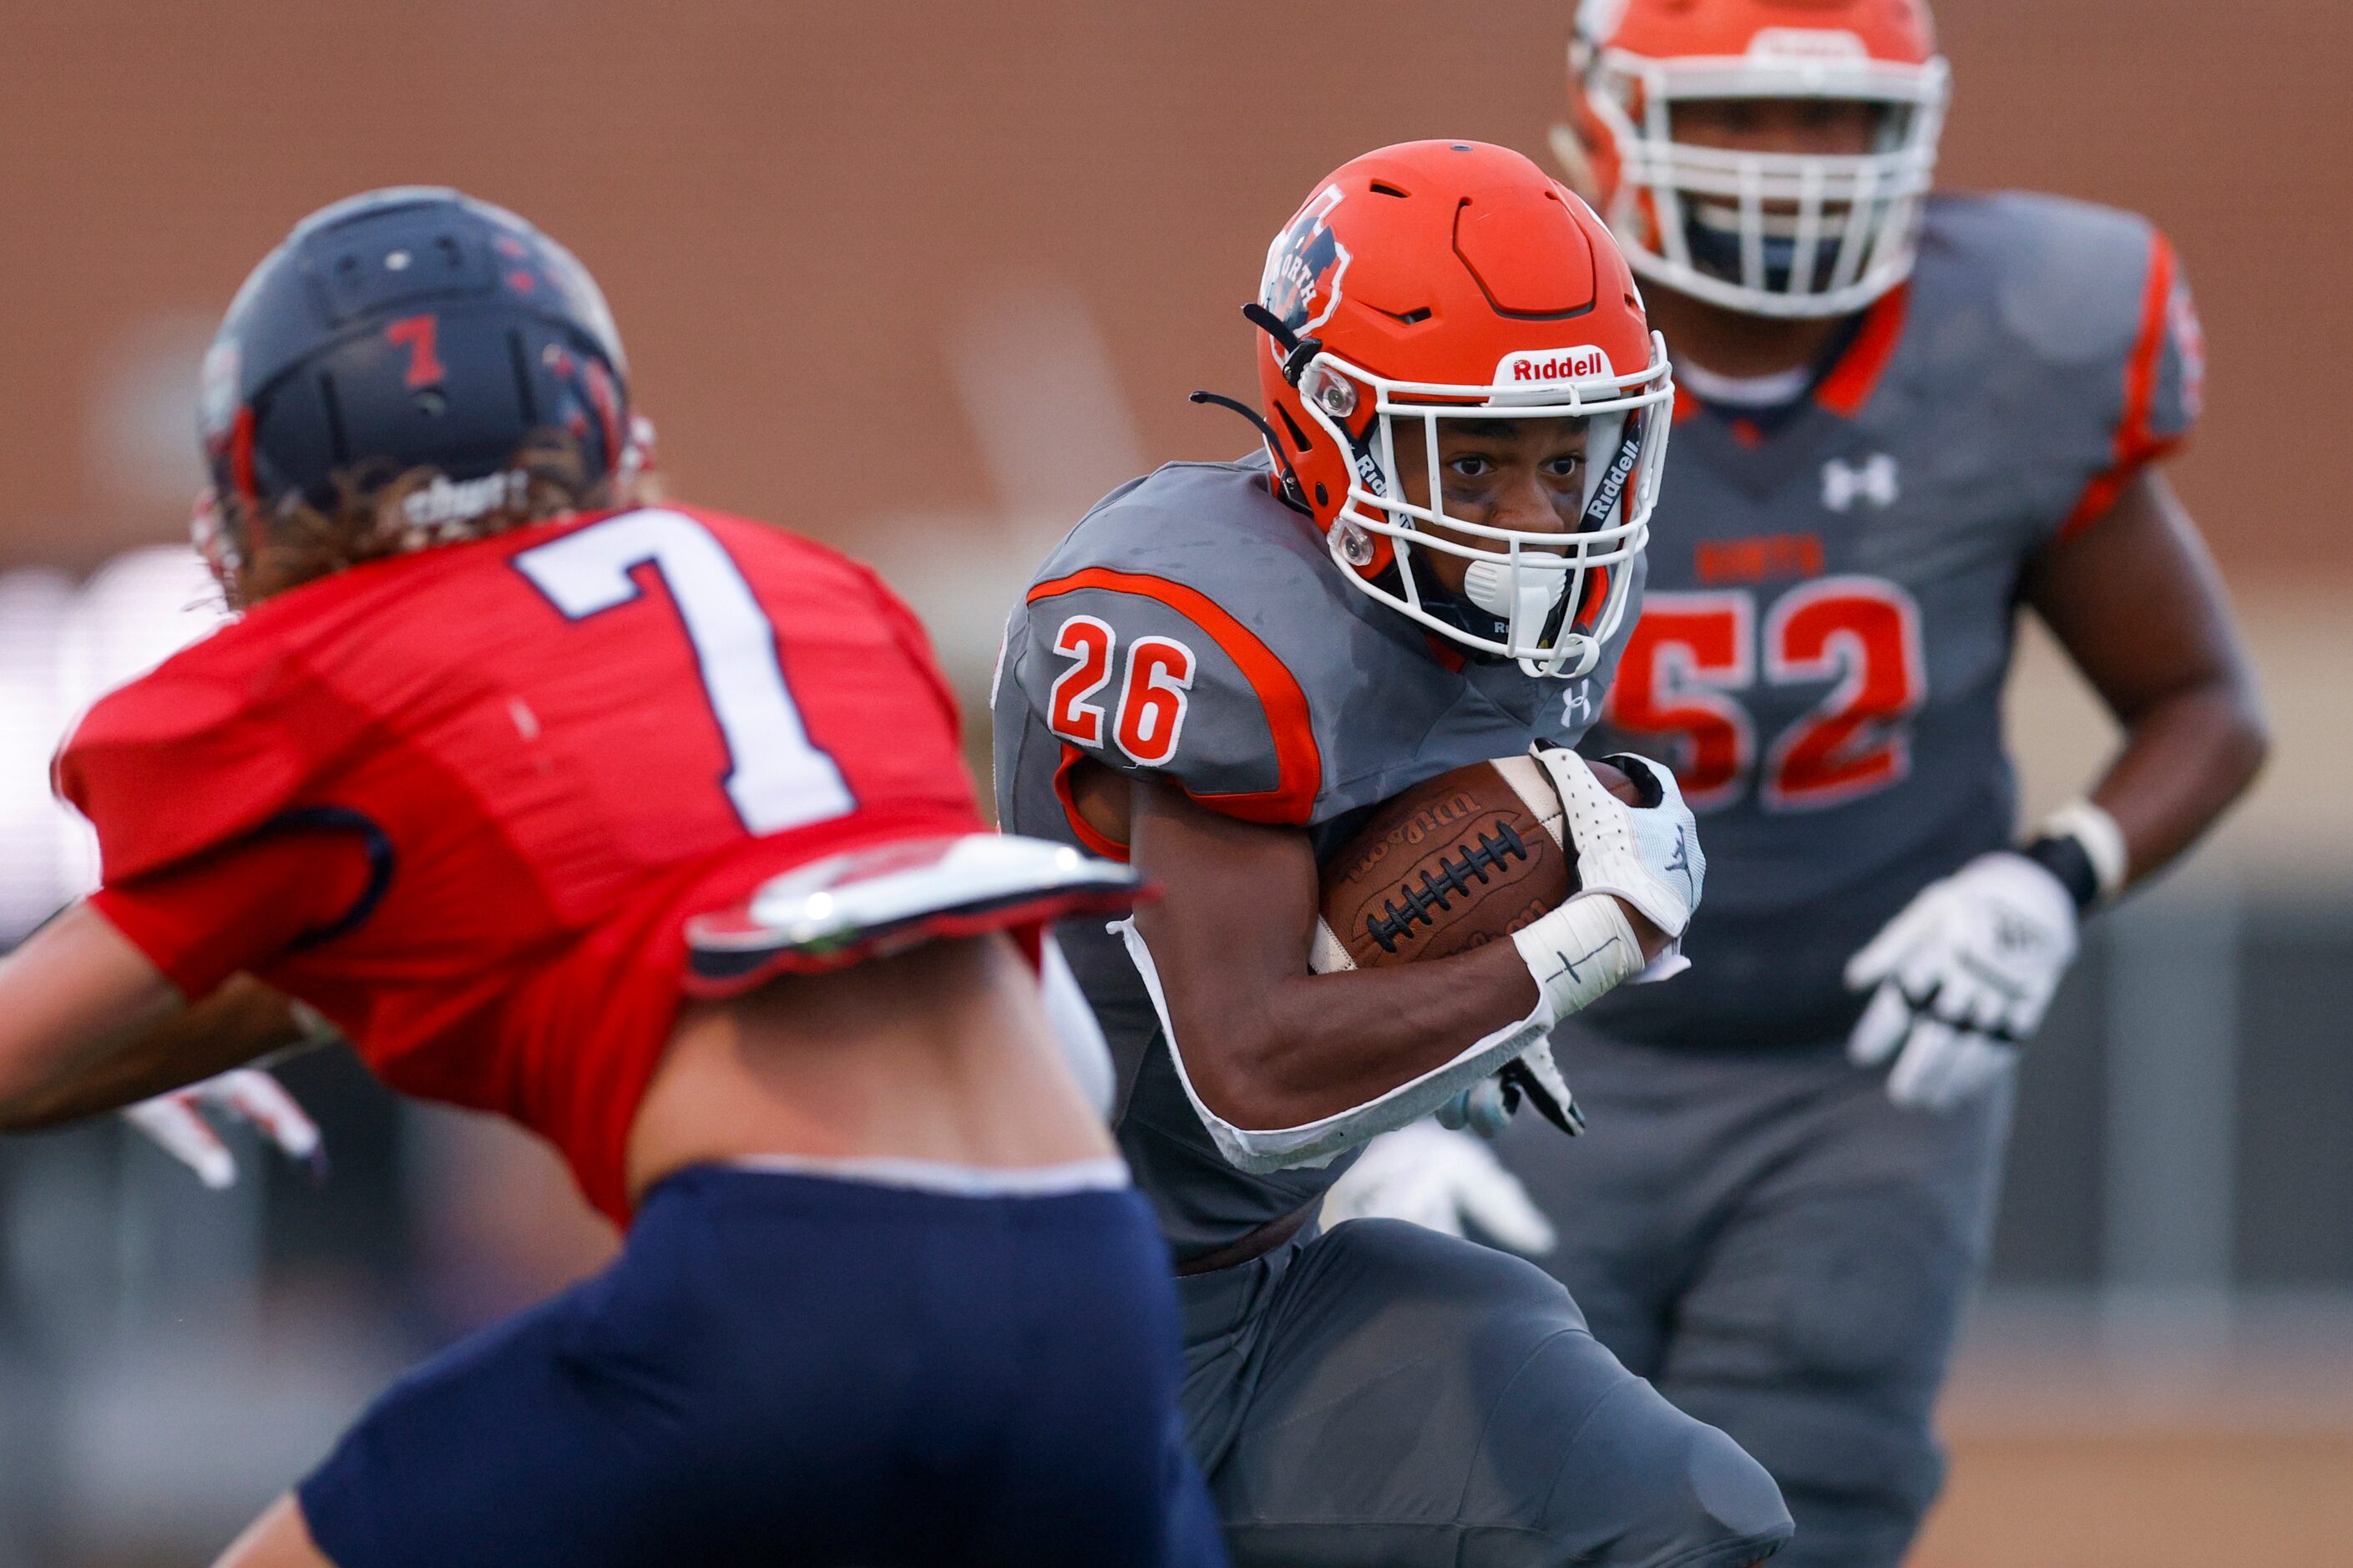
299, 1166, 1228, 1567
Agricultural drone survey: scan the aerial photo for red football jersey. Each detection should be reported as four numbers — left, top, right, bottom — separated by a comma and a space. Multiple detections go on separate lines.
56, 505, 986, 1222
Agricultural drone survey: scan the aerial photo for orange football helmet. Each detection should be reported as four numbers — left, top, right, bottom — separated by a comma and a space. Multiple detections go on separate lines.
1562, 0, 1950, 316
1247, 140, 1672, 678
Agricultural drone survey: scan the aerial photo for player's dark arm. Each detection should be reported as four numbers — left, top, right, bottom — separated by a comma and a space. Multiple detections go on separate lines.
2022, 468, 2269, 885
0, 906, 308, 1130
1128, 776, 1558, 1130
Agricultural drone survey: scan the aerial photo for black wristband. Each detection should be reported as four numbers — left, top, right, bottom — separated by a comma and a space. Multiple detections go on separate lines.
2021, 834, 2100, 913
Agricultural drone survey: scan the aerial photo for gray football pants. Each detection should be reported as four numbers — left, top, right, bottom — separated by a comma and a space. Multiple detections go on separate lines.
1176, 1217, 1794, 1566
1500, 1031, 2013, 1568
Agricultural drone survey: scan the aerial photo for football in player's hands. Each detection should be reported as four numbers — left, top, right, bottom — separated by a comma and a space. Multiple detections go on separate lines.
1586, 759, 1642, 807
1312, 756, 1647, 974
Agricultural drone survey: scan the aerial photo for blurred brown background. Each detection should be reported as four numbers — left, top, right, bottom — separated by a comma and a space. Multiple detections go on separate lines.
8, 0, 2351, 580
3, 4, 2349, 1565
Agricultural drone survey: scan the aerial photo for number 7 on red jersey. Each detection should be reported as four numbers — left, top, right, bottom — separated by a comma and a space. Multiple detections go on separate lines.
515, 510, 856, 835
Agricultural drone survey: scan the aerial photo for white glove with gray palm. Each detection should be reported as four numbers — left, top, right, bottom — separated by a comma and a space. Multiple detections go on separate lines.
1445, 748, 1705, 1139
1844, 851, 2079, 1110
1322, 1121, 1557, 1256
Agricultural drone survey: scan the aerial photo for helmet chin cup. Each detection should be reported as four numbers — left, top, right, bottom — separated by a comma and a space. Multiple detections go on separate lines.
1463, 556, 1567, 629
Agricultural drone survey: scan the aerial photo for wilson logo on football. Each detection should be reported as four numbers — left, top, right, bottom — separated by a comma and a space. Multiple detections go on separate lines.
1494, 346, 1617, 386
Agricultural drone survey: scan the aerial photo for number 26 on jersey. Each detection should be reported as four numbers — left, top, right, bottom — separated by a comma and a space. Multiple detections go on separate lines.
1046, 616, 1197, 768
1609, 576, 1925, 812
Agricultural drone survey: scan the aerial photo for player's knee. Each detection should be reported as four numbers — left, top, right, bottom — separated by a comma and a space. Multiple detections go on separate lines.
1566, 1382, 1794, 1566
1467, 1320, 1789, 1566
1323, 1222, 1794, 1562
1674, 1377, 1940, 1568
1665, 1193, 1972, 1558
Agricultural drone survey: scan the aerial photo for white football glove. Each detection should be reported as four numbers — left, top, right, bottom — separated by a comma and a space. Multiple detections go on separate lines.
1529, 748, 1706, 941
1438, 1037, 1585, 1138
1443, 750, 1706, 1140
1844, 851, 2079, 1111
1322, 1121, 1557, 1256
122, 1070, 326, 1190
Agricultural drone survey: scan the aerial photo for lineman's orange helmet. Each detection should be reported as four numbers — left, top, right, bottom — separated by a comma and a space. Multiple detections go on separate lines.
1561, 0, 1949, 317
1246, 140, 1672, 678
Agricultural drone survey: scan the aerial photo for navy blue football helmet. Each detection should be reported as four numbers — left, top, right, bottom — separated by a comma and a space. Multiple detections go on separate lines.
198, 188, 630, 585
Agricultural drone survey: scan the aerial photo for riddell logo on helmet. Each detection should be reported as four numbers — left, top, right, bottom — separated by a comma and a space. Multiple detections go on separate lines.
1747, 28, 1870, 62
1495, 346, 1616, 386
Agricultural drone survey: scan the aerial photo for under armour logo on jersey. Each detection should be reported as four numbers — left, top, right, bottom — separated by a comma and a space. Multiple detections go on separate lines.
1561, 682, 1595, 727
1822, 453, 1900, 513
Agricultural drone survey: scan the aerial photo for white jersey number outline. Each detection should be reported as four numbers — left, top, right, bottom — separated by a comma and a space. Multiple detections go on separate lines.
1607, 576, 1925, 813
515, 510, 855, 834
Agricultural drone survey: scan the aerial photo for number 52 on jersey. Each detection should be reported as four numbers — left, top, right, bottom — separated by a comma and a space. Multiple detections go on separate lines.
1607, 576, 1926, 813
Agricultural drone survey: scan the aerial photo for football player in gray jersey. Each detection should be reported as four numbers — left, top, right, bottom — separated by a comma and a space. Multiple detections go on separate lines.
995, 140, 1793, 1566
1335, 4, 2267, 1566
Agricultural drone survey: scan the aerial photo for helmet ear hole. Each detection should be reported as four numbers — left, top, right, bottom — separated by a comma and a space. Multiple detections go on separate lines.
1313, 483, 1329, 508
1275, 402, 1314, 454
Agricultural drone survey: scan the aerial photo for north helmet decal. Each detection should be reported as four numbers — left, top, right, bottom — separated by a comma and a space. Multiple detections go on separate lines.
1259, 185, 1352, 351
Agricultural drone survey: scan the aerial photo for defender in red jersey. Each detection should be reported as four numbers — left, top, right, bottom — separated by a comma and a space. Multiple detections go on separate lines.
59, 501, 999, 1222
0, 190, 1226, 1568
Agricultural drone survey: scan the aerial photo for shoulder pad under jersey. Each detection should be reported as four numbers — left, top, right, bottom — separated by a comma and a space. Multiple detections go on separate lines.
54, 608, 356, 884
1017, 463, 1328, 825
1923, 192, 2204, 538
1013, 456, 1632, 830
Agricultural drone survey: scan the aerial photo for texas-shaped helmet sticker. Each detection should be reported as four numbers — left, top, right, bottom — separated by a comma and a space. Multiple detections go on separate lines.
1260, 184, 1351, 352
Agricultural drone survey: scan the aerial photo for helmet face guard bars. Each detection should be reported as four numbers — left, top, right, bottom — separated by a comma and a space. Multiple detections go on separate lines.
1295, 332, 1675, 678
1586, 48, 1950, 319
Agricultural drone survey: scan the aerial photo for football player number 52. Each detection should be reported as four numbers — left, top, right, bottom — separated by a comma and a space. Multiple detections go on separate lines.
515, 510, 855, 834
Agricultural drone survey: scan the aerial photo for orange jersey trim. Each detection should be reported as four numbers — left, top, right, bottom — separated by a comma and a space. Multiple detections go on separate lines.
1814, 284, 1911, 419
2057, 232, 2184, 544
1053, 742, 1132, 863
1027, 568, 1323, 827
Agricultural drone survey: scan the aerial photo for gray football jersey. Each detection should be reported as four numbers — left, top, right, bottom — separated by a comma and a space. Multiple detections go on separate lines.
994, 452, 1637, 1262
1580, 192, 2204, 1051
